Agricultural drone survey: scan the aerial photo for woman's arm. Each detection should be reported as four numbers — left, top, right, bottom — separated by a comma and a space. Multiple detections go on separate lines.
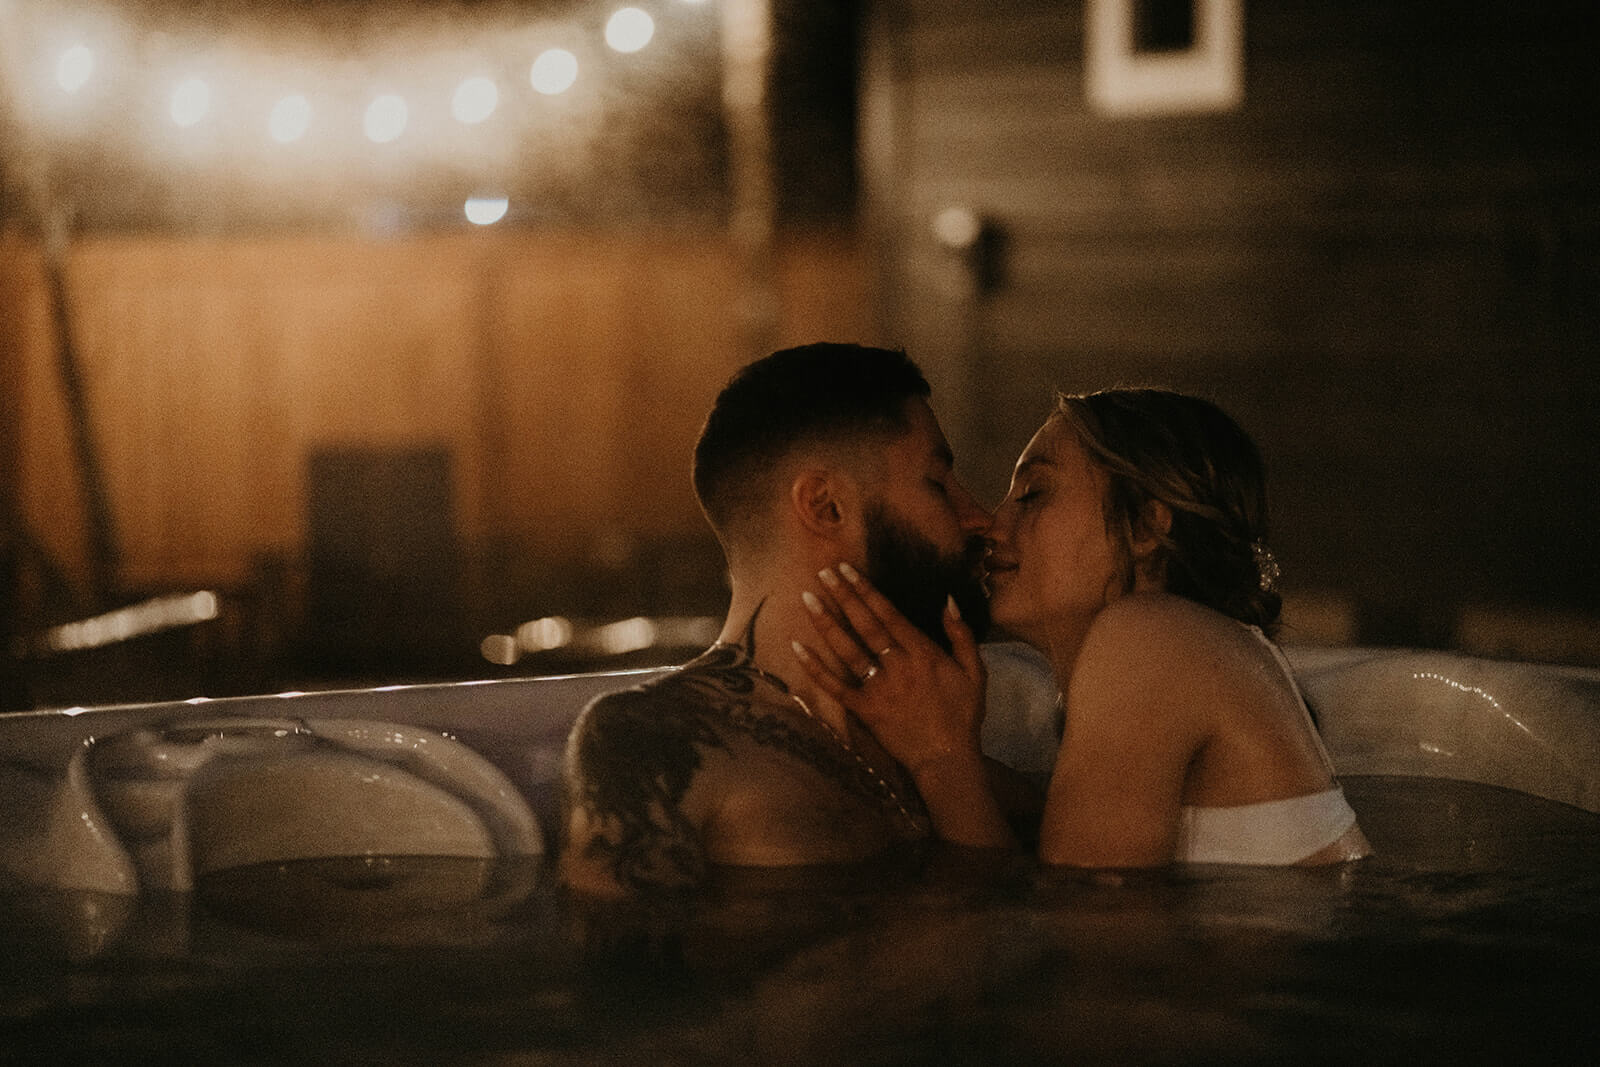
792, 565, 1016, 850
1037, 597, 1215, 867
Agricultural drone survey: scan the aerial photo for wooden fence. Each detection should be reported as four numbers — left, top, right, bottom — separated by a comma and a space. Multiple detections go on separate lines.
1, 227, 874, 633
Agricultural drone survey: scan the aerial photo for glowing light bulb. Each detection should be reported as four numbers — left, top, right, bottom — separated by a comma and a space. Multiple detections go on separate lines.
464, 196, 509, 225
932, 206, 981, 249
364, 94, 408, 143
529, 49, 578, 95
268, 94, 311, 143
516, 616, 574, 652
605, 8, 655, 53
56, 45, 94, 93
170, 77, 210, 127
452, 76, 498, 124
481, 634, 519, 666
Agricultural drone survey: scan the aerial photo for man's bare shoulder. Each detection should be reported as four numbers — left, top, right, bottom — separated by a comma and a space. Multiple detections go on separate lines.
560, 655, 753, 896
560, 646, 927, 894
567, 670, 736, 785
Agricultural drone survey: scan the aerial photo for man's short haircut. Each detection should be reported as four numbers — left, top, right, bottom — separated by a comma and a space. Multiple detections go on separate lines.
692, 343, 931, 546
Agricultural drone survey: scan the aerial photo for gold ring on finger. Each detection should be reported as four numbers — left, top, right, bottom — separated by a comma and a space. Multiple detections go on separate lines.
860, 664, 880, 683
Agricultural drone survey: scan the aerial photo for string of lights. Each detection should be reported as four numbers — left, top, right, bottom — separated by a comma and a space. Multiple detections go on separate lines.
2, 0, 722, 228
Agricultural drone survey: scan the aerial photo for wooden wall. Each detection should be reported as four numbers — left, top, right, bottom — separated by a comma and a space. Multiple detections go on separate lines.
1, 227, 874, 638
862, 0, 1598, 655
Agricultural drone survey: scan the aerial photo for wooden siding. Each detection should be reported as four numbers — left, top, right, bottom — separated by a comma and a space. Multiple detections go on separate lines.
864, 0, 1598, 648
2, 228, 874, 623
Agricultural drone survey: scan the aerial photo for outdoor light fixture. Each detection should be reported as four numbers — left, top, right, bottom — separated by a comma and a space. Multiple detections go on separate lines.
604, 7, 654, 54
932, 205, 1009, 294
363, 93, 408, 143
481, 634, 519, 666
932, 205, 981, 250
169, 76, 210, 127
464, 196, 509, 225
268, 93, 311, 143
16, 0, 710, 147
6, 0, 725, 229
55, 43, 93, 93
517, 616, 574, 653
451, 75, 498, 124
529, 48, 578, 95
35, 592, 220, 655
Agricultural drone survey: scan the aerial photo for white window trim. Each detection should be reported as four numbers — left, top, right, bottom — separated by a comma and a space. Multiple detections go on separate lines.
1085, 0, 1244, 117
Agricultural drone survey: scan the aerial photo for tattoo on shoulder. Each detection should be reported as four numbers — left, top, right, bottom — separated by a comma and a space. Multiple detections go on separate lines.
563, 615, 922, 891
564, 681, 727, 891
692, 640, 926, 818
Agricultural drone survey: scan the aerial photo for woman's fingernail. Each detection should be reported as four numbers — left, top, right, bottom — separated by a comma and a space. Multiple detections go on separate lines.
818, 568, 840, 587
791, 640, 812, 660
838, 562, 862, 584
801, 591, 824, 615
946, 594, 961, 619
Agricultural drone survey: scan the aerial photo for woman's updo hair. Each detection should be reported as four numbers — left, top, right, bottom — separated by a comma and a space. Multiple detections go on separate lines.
1055, 389, 1282, 633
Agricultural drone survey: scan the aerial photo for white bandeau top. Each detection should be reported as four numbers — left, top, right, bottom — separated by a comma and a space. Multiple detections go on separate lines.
1172, 627, 1359, 865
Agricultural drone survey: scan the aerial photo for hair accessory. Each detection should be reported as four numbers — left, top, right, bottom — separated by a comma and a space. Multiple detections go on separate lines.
1251, 541, 1280, 593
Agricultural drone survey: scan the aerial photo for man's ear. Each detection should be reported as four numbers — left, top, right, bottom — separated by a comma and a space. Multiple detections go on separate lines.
790, 468, 852, 540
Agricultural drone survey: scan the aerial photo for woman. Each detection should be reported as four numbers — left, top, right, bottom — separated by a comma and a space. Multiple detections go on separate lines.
793, 389, 1370, 867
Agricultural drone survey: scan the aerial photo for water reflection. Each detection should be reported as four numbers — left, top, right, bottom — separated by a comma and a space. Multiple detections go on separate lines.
197, 854, 544, 946
0, 889, 138, 960
2, 779, 1598, 1062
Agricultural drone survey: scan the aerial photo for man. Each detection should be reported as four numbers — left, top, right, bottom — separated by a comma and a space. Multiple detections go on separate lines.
560, 343, 994, 896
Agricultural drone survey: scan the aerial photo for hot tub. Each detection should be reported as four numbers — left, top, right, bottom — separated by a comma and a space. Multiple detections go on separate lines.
2, 645, 1598, 1062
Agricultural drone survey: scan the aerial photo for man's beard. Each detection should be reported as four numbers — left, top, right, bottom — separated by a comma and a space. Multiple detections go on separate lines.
863, 502, 990, 651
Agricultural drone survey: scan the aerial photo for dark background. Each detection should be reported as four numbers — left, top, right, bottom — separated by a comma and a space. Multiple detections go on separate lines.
3, 0, 1596, 709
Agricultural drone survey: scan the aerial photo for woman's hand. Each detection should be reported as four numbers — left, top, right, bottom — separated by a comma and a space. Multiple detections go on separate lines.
793, 563, 984, 775
792, 564, 1014, 849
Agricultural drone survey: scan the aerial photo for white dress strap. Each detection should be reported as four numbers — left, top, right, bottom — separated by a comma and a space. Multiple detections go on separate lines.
1245, 625, 1337, 778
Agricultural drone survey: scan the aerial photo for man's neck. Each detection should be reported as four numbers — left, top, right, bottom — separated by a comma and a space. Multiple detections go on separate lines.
716, 569, 851, 735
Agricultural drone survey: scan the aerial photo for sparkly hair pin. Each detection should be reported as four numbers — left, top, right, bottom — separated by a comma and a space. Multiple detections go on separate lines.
1251, 541, 1280, 593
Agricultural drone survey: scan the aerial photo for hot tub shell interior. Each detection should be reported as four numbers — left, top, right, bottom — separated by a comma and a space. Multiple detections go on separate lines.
2, 645, 1598, 1064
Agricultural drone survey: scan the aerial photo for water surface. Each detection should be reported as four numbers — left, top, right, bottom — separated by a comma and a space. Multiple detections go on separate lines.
3, 777, 1598, 1064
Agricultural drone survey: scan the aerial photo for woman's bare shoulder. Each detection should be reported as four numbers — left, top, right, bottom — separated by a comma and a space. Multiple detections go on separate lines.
1082, 593, 1239, 658
1070, 595, 1252, 712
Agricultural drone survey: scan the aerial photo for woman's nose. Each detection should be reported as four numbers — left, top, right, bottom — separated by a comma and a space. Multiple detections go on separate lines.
984, 500, 1014, 544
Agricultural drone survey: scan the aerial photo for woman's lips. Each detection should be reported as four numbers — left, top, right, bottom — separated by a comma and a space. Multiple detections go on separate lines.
981, 559, 1016, 593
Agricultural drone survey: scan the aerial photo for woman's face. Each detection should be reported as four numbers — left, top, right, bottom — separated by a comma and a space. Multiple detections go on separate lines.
983, 415, 1126, 652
